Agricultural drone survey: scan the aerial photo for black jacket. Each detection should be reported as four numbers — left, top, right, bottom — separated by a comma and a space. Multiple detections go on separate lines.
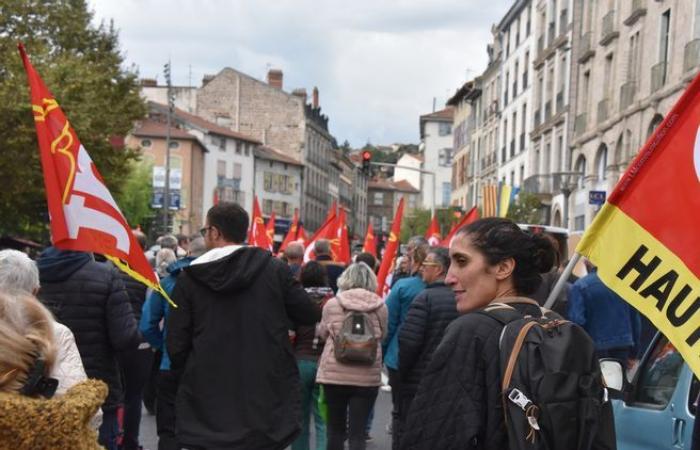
398, 281, 458, 397
401, 302, 543, 450
37, 247, 142, 411
167, 246, 321, 450
316, 255, 345, 293
118, 269, 148, 324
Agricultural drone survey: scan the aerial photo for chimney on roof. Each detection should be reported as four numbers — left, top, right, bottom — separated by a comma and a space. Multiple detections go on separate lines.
140, 78, 157, 87
202, 74, 215, 87
267, 69, 283, 89
292, 88, 308, 103
312, 86, 319, 109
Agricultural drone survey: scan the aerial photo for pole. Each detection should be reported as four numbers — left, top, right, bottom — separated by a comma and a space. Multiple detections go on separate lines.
163, 60, 173, 234
431, 171, 436, 217
544, 252, 582, 310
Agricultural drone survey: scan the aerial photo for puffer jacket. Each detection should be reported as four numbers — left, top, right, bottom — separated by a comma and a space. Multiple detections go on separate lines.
294, 286, 335, 361
316, 288, 388, 387
51, 322, 88, 396
398, 281, 458, 397
37, 247, 141, 411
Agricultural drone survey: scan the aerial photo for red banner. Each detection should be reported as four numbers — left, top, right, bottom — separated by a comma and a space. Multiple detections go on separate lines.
376, 198, 405, 296
441, 207, 478, 247
425, 214, 441, 246
278, 209, 299, 253
362, 223, 376, 258
249, 196, 272, 251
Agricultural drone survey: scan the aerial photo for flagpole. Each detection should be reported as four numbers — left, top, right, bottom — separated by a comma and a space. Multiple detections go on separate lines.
543, 252, 581, 310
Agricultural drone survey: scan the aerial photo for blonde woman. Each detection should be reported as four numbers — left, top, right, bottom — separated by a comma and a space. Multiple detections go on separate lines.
0, 290, 107, 449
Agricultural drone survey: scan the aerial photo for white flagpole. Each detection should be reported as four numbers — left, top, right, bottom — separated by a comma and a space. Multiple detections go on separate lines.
544, 252, 582, 310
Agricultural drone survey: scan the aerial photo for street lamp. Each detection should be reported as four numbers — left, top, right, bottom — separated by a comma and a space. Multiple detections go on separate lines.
552, 171, 583, 230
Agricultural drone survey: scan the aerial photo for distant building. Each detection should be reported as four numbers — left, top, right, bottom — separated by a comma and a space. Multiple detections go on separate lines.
393, 153, 422, 191
367, 178, 420, 237
448, 81, 476, 210
419, 107, 454, 210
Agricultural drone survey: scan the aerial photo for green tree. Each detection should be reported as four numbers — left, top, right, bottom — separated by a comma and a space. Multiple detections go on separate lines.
400, 208, 431, 242
114, 159, 154, 232
0, 0, 146, 241
507, 192, 545, 224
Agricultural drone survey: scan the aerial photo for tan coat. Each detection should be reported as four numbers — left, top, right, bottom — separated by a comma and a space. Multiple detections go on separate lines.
316, 288, 388, 387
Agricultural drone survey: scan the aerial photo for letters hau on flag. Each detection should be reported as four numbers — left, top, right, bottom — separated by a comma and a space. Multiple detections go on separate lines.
425, 215, 441, 246
376, 198, 405, 296
576, 71, 700, 377
482, 184, 499, 217
249, 196, 272, 250
278, 209, 300, 253
440, 206, 478, 247
18, 45, 174, 306
362, 223, 377, 257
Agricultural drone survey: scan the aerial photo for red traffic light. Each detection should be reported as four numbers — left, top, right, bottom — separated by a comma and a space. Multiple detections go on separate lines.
362, 151, 371, 161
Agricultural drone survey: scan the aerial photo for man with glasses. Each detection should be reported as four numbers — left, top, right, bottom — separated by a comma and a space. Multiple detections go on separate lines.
167, 202, 320, 450
398, 247, 458, 436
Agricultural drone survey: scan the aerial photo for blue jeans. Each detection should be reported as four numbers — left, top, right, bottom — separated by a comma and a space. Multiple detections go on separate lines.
99, 408, 119, 450
292, 359, 326, 450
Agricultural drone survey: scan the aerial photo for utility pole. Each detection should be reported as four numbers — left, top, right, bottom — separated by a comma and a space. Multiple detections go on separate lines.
163, 60, 174, 234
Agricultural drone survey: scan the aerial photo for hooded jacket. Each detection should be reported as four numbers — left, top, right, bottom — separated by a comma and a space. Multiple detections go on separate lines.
166, 246, 321, 450
315, 288, 388, 387
383, 275, 426, 370
37, 247, 141, 411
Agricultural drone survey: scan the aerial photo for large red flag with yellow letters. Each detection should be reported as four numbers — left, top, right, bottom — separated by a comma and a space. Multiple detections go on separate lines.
577, 71, 700, 377
18, 44, 173, 304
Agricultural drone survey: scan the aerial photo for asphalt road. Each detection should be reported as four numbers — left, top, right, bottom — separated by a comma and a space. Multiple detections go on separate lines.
139, 388, 394, 449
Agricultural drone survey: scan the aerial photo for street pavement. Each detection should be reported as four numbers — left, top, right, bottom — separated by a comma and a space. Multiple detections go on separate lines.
139, 388, 394, 449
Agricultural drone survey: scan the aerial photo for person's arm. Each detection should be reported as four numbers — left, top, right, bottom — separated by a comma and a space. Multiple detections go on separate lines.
399, 293, 429, 377
105, 268, 141, 352
166, 276, 193, 372
567, 282, 587, 329
280, 262, 320, 326
317, 299, 335, 341
383, 285, 402, 355
51, 324, 88, 395
140, 290, 166, 351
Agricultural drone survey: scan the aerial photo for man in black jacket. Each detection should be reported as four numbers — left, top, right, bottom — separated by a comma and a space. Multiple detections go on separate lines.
167, 202, 321, 450
37, 247, 142, 450
397, 247, 458, 443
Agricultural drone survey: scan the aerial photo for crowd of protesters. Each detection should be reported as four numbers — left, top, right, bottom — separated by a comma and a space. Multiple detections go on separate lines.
0, 200, 672, 450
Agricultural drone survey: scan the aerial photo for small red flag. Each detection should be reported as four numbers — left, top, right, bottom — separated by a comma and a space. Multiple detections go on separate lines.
362, 223, 376, 258
425, 215, 442, 246
278, 209, 299, 253
17, 44, 173, 305
330, 208, 351, 264
266, 211, 276, 249
376, 198, 405, 296
298, 225, 308, 245
303, 211, 337, 262
249, 196, 272, 251
441, 207, 479, 247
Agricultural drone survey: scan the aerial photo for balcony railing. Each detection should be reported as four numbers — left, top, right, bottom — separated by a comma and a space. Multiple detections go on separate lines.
575, 112, 587, 136
522, 174, 554, 195
534, 108, 541, 128
620, 81, 636, 110
600, 10, 618, 45
544, 101, 552, 121
597, 99, 609, 124
579, 32, 594, 62
651, 61, 668, 92
684, 39, 700, 73
556, 91, 565, 113
624, 0, 647, 26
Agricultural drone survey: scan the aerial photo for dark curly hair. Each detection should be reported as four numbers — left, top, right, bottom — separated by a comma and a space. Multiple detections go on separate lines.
456, 218, 556, 295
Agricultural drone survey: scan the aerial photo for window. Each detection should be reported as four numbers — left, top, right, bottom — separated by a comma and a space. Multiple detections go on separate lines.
439, 148, 453, 167
169, 155, 182, 169
263, 199, 273, 215
213, 136, 225, 151
510, 170, 515, 186
596, 145, 608, 181
633, 336, 683, 408
168, 141, 180, 149
660, 9, 671, 67
140, 139, 152, 148
408, 194, 417, 210
519, 165, 525, 187
523, 52, 529, 87
575, 155, 587, 188
217, 160, 226, 177
264, 172, 273, 191
513, 60, 519, 97
442, 182, 451, 206
244, 144, 250, 156
628, 32, 641, 82
373, 192, 384, 205
235, 142, 242, 155
504, 72, 509, 105
574, 215, 585, 231
233, 163, 242, 180
438, 122, 452, 136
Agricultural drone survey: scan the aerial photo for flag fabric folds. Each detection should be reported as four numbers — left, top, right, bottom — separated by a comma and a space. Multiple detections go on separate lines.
362, 223, 377, 257
266, 211, 276, 249
18, 44, 174, 305
498, 184, 512, 218
303, 211, 337, 262
482, 184, 498, 217
441, 207, 479, 247
249, 196, 272, 251
376, 198, 405, 296
425, 215, 441, 246
576, 71, 700, 377
278, 209, 300, 253
330, 208, 351, 265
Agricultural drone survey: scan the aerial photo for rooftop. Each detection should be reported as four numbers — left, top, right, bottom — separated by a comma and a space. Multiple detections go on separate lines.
254, 145, 303, 166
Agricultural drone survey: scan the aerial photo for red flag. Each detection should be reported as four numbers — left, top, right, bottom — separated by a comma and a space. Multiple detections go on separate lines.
362, 223, 377, 257
297, 225, 308, 246
330, 208, 351, 264
425, 215, 442, 246
266, 211, 276, 249
249, 196, 272, 250
17, 45, 172, 304
303, 211, 337, 262
325, 200, 337, 223
376, 198, 405, 295
440, 207, 479, 247
278, 209, 299, 253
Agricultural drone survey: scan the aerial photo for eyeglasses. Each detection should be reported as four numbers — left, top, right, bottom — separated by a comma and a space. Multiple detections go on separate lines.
421, 262, 441, 268
199, 226, 213, 237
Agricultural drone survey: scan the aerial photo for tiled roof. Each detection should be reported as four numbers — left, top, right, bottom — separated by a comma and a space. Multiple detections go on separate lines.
254, 146, 303, 166
149, 101, 262, 144
368, 178, 420, 193
132, 119, 197, 140
420, 107, 454, 121
393, 179, 420, 193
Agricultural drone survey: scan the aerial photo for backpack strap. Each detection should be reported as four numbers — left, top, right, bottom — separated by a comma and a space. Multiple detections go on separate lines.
501, 320, 540, 391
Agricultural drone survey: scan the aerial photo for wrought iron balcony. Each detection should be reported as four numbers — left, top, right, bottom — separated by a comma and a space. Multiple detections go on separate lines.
597, 98, 609, 124
574, 112, 587, 136
578, 32, 594, 62
684, 39, 700, 73
651, 61, 668, 92
624, 0, 646, 26
620, 81, 636, 110
600, 10, 619, 46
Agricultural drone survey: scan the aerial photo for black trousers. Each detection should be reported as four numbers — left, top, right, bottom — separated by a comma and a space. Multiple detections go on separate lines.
324, 384, 378, 450
388, 368, 401, 450
156, 370, 180, 450
118, 347, 154, 450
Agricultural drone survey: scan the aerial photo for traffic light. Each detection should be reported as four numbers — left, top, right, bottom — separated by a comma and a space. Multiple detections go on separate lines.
362, 150, 371, 174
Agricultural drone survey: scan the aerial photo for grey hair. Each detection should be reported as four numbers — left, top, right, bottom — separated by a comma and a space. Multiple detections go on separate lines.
156, 248, 177, 277
337, 262, 378, 293
157, 235, 178, 251
428, 247, 450, 273
0, 250, 40, 294
314, 239, 331, 256
408, 236, 429, 248
284, 242, 305, 260
188, 237, 207, 257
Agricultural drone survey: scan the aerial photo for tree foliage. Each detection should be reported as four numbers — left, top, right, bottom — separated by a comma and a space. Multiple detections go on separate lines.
399, 207, 467, 244
0, 0, 146, 241
113, 159, 154, 233
506, 192, 545, 224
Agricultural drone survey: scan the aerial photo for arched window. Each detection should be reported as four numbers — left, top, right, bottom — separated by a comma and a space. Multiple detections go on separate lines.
614, 135, 624, 166
647, 114, 664, 139
595, 144, 608, 181
575, 155, 587, 189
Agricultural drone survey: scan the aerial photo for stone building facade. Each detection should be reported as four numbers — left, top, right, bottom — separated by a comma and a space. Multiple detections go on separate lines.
367, 179, 420, 237
419, 107, 454, 210
448, 81, 476, 209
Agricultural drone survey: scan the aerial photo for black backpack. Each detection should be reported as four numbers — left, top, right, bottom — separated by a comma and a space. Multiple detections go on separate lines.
479, 299, 617, 450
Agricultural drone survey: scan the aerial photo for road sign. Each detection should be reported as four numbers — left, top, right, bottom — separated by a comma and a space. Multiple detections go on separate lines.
589, 190, 606, 206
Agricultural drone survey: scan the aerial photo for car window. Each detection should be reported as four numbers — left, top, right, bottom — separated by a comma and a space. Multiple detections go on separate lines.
688, 376, 699, 416
632, 336, 684, 408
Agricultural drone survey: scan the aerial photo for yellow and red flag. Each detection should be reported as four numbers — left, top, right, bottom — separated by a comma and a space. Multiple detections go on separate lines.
303, 211, 337, 262
278, 209, 300, 253
249, 196, 272, 251
18, 45, 174, 305
362, 223, 377, 258
376, 198, 405, 296
425, 215, 441, 246
576, 71, 700, 377
441, 206, 478, 247
331, 208, 351, 265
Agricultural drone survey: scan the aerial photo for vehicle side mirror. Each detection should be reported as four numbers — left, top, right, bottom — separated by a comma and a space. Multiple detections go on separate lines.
600, 358, 625, 392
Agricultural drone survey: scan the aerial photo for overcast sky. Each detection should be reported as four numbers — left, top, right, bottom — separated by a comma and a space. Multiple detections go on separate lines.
88, 0, 512, 147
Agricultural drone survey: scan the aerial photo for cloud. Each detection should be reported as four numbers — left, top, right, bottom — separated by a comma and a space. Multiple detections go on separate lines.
88, 0, 511, 147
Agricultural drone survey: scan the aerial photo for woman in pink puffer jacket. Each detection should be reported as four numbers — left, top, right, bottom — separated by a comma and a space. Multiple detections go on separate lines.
316, 262, 388, 450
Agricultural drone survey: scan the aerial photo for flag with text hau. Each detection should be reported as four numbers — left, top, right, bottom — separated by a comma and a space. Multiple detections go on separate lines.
18, 44, 174, 305
576, 71, 700, 377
